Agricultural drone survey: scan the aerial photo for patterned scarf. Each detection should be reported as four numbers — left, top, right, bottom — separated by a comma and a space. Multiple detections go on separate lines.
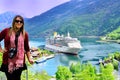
8, 32, 24, 73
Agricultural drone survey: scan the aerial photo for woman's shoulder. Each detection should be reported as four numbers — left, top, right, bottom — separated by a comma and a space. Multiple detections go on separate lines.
1, 27, 10, 33
24, 31, 28, 36
3, 27, 10, 31
24, 31, 29, 39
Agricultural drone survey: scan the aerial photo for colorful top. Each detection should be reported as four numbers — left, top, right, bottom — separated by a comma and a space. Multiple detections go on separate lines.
0, 28, 30, 64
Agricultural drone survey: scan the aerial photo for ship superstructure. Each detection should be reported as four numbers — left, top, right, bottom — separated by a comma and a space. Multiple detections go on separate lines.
45, 32, 82, 54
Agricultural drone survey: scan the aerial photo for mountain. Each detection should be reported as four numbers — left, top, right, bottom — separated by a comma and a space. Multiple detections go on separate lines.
25, 0, 120, 38
0, 12, 29, 31
0, 0, 120, 38
0, 12, 17, 30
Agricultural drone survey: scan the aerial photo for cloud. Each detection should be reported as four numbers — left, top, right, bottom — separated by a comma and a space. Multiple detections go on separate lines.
0, 0, 70, 18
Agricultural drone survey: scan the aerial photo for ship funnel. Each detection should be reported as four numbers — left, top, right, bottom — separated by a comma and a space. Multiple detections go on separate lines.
54, 32, 57, 38
67, 32, 70, 37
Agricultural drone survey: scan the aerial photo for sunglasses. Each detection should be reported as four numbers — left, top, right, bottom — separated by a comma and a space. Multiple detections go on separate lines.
15, 20, 23, 23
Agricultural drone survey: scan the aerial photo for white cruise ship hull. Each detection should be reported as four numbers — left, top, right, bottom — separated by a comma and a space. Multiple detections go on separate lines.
45, 44, 81, 55
45, 32, 82, 54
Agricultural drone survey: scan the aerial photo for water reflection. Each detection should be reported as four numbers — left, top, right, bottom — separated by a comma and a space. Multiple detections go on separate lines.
30, 53, 81, 76
58, 53, 81, 66
79, 37, 120, 72
30, 37, 120, 76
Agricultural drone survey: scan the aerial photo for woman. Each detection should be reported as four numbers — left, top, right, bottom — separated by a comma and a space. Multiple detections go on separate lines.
0, 15, 34, 80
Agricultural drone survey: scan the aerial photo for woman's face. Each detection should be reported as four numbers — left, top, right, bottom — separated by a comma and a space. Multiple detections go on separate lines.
14, 17, 23, 29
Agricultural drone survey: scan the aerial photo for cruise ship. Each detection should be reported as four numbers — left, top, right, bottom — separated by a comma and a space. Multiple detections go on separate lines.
45, 32, 82, 55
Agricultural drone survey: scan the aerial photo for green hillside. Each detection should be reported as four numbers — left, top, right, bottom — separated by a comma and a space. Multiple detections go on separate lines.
25, 0, 120, 38
105, 26, 120, 40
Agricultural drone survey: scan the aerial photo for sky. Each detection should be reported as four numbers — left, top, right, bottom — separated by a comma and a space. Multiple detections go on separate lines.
0, 0, 70, 18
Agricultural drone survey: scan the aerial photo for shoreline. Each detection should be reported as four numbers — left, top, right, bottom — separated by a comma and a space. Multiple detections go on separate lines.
97, 39, 120, 44
78, 36, 101, 38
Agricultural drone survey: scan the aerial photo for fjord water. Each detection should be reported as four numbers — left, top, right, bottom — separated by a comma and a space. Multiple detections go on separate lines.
29, 37, 120, 76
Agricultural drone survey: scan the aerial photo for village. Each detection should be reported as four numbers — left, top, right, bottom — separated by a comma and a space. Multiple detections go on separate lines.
30, 47, 55, 63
